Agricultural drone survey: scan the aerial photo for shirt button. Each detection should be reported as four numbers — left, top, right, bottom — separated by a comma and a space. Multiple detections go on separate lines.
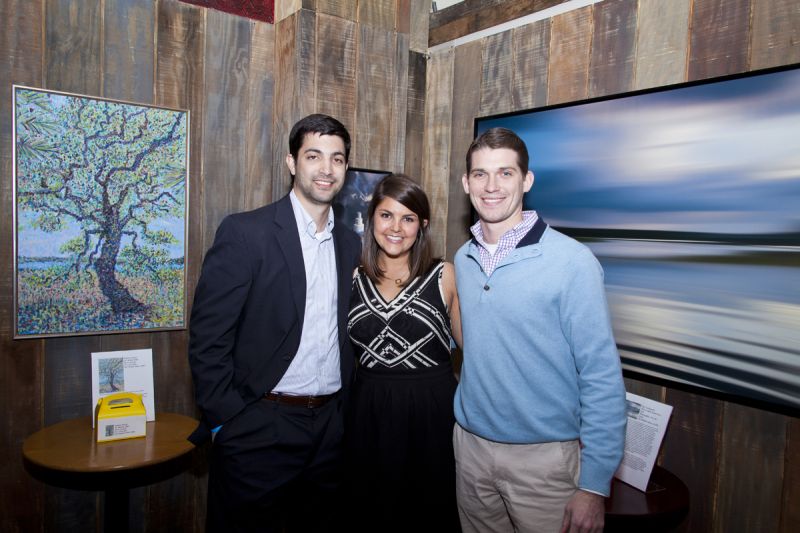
483, 285, 490, 291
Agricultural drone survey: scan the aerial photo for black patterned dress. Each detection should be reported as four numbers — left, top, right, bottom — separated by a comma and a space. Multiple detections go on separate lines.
346, 261, 460, 532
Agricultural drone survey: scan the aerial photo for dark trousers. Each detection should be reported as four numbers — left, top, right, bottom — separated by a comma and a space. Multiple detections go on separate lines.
206, 397, 345, 533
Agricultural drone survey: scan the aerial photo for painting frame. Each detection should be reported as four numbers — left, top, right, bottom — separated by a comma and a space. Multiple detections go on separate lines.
474, 63, 800, 414
12, 85, 190, 339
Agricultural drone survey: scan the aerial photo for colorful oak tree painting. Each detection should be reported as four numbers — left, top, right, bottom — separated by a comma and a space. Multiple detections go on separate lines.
14, 87, 188, 337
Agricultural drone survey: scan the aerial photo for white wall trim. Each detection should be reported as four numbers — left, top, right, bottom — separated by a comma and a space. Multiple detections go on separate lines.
428, 0, 603, 54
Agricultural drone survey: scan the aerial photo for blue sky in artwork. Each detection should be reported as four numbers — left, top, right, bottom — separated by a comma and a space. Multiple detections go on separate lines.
476, 67, 800, 235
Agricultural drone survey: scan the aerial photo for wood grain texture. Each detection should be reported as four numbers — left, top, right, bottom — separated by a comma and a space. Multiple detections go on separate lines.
355, 25, 395, 170
272, 9, 317, 200
634, 0, 690, 90
750, 0, 800, 70
403, 50, 427, 180
156, 0, 206, 299
45, 0, 102, 94
42, 335, 102, 532
623, 377, 665, 403
272, 12, 298, 202
588, 0, 636, 98
316, 0, 356, 20
396, 0, 411, 35
511, 19, 550, 111
103, 0, 155, 102
688, 0, 751, 81
781, 417, 800, 533
429, 0, 565, 47
275, 0, 303, 23
389, 33, 411, 173
245, 21, 276, 211
409, 0, 431, 52
445, 40, 482, 262
480, 30, 513, 116
660, 389, 722, 533
547, 5, 592, 105
201, 9, 250, 249
358, 0, 395, 31
715, 402, 786, 533
422, 49, 454, 258
315, 14, 357, 143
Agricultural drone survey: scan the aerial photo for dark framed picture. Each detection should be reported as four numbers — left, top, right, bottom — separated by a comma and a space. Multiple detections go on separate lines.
475, 64, 800, 412
333, 167, 391, 237
13, 86, 189, 338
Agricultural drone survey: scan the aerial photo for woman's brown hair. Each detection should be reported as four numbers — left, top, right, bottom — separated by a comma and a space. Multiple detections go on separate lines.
360, 174, 439, 285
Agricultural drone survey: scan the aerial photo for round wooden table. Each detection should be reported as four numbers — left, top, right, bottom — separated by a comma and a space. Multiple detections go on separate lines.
605, 465, 690, 532
22, 412, 197, 533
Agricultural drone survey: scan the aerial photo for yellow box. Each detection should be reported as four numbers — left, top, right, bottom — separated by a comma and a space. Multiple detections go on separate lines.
95, 392, 147, 442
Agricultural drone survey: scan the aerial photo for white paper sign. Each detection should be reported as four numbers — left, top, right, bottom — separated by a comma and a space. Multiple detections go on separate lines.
614, 392, 673, 492
91, 348, 155, 427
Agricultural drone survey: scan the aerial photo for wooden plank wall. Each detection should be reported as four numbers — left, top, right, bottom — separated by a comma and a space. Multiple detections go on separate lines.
428, 0, 800, 531
0, 0, 426, 531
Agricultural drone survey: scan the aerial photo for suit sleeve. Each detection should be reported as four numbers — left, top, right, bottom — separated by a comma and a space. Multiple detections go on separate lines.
188, 216, 252, 427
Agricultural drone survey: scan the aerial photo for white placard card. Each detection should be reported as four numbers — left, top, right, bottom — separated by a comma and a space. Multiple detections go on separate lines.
614, 392, 673, 492
91, 348, 155, 427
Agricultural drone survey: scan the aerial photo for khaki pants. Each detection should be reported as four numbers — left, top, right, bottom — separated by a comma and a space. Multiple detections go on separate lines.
454, 424, 580, 533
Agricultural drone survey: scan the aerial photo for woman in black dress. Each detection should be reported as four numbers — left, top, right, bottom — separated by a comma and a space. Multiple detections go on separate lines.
347, 174, 462, 532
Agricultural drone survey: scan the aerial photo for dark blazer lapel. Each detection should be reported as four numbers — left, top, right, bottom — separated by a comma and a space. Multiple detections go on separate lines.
274, 196, 306, 323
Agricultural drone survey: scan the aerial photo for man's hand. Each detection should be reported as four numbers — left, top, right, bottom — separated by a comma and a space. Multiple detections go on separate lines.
559, 490, 605, 533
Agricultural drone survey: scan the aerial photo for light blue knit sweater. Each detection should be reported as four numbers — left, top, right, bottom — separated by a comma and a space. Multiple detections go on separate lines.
454, 222, 626, 495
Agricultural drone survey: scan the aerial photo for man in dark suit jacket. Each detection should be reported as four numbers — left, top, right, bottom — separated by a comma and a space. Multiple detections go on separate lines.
188, 114, 361, 532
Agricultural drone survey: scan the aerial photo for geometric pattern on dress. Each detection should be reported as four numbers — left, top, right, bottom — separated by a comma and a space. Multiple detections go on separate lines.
348, 262, 452, 370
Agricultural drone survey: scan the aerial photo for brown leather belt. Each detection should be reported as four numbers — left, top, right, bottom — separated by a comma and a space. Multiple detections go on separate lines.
263, 391, 336, 409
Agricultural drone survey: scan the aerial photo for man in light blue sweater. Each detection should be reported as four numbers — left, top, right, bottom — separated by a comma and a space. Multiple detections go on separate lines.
454, 127, 626, 533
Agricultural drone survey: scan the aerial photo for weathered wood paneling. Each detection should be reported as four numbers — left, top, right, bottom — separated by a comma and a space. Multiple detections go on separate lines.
272, 12, 298, 201
315, 14, 357, 142
750, 0, 800, 70
103, 0, 154, 102
547, 6, 592, 105
45, 0, 102, 94
201, 9, 250, 248
634, 0, 690, 90
403, 50, 427, 179
156, 0, 206, 298
429, 0, 565, 47
409, 0, 431, 52
715, 403, 786, 533
390, 33, 411, 173
781, 417, 800, 533
480, 30, 514, 116
623, 377, 664, 402
688, 0, 751, 81
245, 22, 276, 210
511, 19, 550, 111
422, 49, 454, 257
659, 389, 722, 532
355, 25, 396, 170
1, 3, 55, 533
358, 0, 395, 31
446, 41, 482, 261
316, 0, 356, 21
588, 0, 636, 98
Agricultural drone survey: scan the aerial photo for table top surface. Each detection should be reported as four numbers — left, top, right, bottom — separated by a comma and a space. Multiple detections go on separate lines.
605, 465, 690, 517
23, 412, 197, 475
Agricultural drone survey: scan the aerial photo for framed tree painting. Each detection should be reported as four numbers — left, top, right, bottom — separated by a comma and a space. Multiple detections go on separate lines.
12, 86, 189, 338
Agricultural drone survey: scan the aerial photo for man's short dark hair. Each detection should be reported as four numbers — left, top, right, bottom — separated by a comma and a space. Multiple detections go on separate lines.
289, 113, 351, 162
465, 127, 529, 175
